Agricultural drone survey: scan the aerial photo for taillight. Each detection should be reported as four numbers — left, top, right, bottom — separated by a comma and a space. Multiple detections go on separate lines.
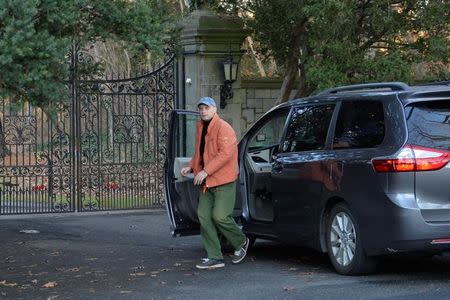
431, 238, 450, 244
372, 145, 450, 173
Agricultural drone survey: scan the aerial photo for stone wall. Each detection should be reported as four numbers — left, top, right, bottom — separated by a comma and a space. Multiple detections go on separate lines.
241, 88, 279, 130
230, 78, 297, 138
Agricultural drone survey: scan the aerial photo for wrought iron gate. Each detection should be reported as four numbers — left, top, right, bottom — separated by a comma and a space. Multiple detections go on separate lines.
0, 49, 176, 214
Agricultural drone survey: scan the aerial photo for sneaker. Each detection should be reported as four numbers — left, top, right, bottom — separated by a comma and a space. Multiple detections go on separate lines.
232, 237, 249, 264
195, 258, 225, 270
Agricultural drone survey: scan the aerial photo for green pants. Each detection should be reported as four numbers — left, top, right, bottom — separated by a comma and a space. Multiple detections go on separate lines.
197, 181, 245, 260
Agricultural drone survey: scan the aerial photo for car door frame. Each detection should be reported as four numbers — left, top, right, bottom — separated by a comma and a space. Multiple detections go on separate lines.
271, 101, 339, 248
238, 106, 292, 238
165, 109, 200, 236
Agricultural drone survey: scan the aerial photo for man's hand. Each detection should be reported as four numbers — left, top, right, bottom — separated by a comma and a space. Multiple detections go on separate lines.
180, 167, 192, 176
193, 170, 208, 185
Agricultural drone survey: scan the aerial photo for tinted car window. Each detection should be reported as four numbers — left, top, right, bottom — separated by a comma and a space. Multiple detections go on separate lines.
248, 111, 288, 152
405, 100, 450, 150
281, 104, 335, 153
333, 101, 385, 149
176, 114, 198, 157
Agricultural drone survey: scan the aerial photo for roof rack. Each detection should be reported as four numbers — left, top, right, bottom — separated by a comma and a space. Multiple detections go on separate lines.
317, 82, 410, 95
416, 80, 450, 86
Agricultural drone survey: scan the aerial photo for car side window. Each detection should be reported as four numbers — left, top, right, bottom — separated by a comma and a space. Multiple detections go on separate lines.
333, 101, 385, 149
281, 104, 335, 153
248, 111, 288, 152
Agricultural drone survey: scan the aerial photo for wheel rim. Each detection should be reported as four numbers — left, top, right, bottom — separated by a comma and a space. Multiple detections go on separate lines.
330, 212, 356, 267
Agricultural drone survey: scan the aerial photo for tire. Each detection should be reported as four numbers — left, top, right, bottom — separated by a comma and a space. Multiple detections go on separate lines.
326, 203, 377, 275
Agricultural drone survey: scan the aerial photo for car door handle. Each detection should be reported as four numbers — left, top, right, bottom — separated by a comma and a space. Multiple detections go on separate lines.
272, 161, 284, 172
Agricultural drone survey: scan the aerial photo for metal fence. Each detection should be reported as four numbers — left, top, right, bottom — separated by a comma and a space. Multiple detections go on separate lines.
0, 48, 177, 214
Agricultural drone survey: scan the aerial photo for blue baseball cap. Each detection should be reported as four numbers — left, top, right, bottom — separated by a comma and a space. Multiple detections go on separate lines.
197, 96, 216, 107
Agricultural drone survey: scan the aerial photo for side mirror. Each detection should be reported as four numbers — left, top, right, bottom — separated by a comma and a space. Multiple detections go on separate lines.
271, 146, 280, 162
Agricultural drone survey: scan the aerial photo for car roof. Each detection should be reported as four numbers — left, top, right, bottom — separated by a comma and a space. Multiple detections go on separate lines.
279, 81, 450, 108
402, 84, 450, 105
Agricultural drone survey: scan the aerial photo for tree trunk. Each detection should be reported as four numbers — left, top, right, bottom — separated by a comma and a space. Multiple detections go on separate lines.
246, 37, 266, 77
276, 22, 305, 105
276, 58, 298, 105
293, 61, 309, 98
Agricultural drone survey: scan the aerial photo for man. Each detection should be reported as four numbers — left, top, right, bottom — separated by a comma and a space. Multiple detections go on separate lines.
180, 96, 249, 270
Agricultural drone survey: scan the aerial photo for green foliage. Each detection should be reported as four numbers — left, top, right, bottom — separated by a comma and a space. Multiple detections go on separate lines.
218, 0, 450, 97
188, 0, 219, 10
0, 0, 69, 108
301, 0, 449, 91
0, 0, 178, 107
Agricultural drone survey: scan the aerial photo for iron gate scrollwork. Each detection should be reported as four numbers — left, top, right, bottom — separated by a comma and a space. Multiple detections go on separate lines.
0, 48, 176, 214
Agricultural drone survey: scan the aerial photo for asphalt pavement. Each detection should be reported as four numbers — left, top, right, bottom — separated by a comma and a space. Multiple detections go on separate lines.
1, 210, 450, 300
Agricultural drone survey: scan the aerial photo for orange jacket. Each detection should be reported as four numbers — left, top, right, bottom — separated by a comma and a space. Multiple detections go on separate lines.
189, 114, 238, 188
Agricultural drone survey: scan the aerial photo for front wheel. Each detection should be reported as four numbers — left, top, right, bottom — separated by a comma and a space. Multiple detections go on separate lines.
326, 203, 377, 275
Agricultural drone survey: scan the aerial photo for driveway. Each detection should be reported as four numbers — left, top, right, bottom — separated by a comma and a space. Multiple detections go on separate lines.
1, 211, 450, 299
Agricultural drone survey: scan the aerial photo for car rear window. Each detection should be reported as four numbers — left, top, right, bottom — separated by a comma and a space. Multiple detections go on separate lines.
405, 100, 450, 150
333, 100, 385, 149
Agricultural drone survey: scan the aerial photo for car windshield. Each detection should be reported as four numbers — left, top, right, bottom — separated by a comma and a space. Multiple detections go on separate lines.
405, 100, 450, 150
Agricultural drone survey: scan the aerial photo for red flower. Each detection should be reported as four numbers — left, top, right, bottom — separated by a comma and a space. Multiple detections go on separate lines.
105, 181, 119, 190
32, 184, 46, 191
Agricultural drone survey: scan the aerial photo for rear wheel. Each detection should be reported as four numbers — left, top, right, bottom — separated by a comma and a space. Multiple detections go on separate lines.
326, 203, 377, 275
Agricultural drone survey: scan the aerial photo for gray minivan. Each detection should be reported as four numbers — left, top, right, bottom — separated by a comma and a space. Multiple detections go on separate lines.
165, 82, 450, 275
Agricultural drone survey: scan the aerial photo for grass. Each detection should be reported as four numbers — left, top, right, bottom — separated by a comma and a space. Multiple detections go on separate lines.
0, 191, 163, 212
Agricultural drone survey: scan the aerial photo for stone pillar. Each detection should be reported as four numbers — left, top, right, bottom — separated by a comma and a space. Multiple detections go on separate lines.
179, 8, 248, 135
